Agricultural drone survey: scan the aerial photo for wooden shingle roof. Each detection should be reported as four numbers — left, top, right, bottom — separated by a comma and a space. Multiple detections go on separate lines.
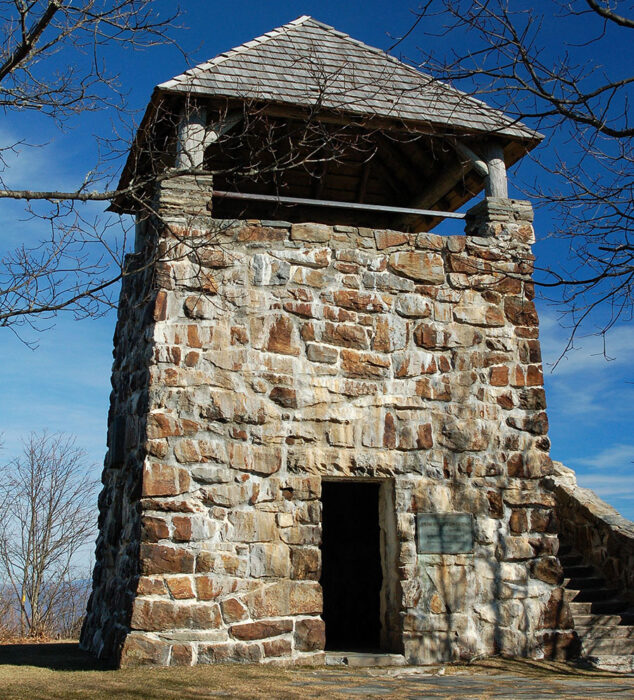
158, 15, 540, 143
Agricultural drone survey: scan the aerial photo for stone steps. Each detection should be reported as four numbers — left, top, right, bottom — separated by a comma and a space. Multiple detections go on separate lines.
569, 600, 630, 615
560, 541, 634, 672
576, 625, 634, 640
564, 586, 621, 602
575, 614, 630, 627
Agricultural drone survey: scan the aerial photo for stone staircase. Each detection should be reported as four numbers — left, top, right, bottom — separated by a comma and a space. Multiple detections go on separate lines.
560, 541, 634, 673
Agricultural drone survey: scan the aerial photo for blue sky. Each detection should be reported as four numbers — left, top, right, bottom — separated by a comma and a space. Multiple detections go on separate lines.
1, 1, 632, 518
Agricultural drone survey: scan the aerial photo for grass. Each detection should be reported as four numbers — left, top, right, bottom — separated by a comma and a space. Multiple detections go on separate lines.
0, 642, 630, 699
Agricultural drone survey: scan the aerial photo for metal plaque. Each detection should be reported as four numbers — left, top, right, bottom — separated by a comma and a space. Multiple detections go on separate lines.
416, 513, 474, 554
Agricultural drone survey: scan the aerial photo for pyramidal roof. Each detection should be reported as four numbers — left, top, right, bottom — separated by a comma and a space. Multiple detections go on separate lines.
158, 16, 539, 143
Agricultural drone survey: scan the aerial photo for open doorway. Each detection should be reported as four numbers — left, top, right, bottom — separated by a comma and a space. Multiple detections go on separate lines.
320, 481, 383, 651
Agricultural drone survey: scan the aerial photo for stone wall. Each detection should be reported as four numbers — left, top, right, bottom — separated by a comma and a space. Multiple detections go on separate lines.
82, 182, 575, 666
80, 254, 156, 659
549, 462, 634, 603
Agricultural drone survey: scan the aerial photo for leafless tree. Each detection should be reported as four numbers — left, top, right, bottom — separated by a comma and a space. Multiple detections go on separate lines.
0, 4, 381, 337
0, 0, 184, 336
0, 432, 97, 638
399, 0, 633, 349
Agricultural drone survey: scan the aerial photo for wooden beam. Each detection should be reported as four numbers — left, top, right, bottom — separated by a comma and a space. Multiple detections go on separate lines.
176, 108, 243, 169
483, 141, 508, 198
175, 106, 207, 169
453, 140, 489, 178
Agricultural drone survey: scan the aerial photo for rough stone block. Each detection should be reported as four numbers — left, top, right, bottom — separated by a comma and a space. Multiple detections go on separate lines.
388, 251, 445, 283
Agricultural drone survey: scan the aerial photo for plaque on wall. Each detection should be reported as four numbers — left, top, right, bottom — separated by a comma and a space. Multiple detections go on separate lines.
416, 513, 474, 554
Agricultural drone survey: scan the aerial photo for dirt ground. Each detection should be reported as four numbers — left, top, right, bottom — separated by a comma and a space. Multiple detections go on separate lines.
0, 642, 632, 699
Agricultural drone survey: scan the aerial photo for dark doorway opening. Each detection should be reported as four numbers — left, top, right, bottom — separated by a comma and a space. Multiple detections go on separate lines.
321, 481, 383, 651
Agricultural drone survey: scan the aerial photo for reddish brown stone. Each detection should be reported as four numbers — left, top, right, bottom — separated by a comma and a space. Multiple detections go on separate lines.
166, 576, 195, 599
170, 644, 195, 666
510, 365, 525, 387
504, 297, 539, 326
515, 326, 539, 339
526, 365, 543, 386
136, 576, 167, 596
221, 597, 249, 623
195, 575, 237, 601
531, 557, 563, 585
416, 423, 433, 449
262, 638, 293, 657
140, 543, 195, 575
413, 323, 452, 349
146, 413, 179, 439
142, 462, 191, 498
322, 321, 368, 349
496, 392, 514, 410
509, 509, 528, 534
438, 355, 452, 373
332, 290, 386, 313
383, 413, 396, 449
323, 305, 356, 323
231, 325, 249, 345
153, 291, 168, 322
415, 377, 451, 402
448, 254, 491, 274
300, 322, 316, 341
341, 349, 390, 378
201, 272, 218, 295
294, 618, 325, 651
519, 339, 542, 364
141, 516, 169, 543
230, 619, 293, 641
184, 351, 200, 367
131, 599, 182, 631
530, 508, 558, 533
388, 251, 444, 283
372, 317, 392, 353
172, 516, 192, 542
375, 230, 409, 250
525, 451, 554, 477
487, 490, 504, 519
507, 453, 525, 478
490, 366, 509, 386
283, 301, 316, 318
187, 325, 202, 348
266, 316, 300, 356
180, 419, 199, 436
230, 427, 248, 441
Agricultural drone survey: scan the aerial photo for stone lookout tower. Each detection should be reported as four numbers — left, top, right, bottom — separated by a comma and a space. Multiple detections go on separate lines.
81, 16, 576, 667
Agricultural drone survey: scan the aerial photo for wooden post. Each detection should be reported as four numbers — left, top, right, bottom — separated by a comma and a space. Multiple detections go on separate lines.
175, 106, 207, 169
483, 141, 508, 198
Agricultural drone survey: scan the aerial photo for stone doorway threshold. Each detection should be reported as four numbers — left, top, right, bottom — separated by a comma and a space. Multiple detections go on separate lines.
325, 651, 407, 667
